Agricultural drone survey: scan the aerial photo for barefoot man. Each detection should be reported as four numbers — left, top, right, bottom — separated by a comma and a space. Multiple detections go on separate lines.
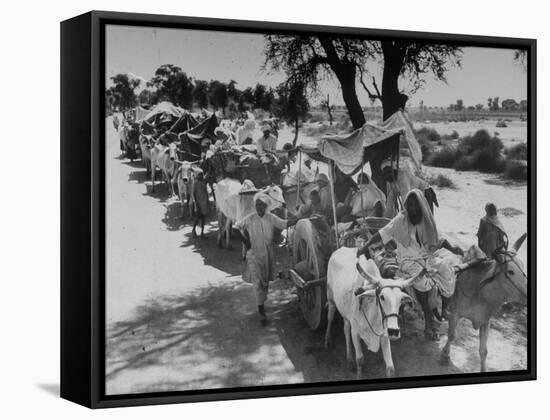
235, 193, 297, 325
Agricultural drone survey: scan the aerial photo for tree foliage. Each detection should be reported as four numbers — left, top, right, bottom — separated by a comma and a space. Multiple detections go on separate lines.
208, 80, 228, 111
263, 35, 376, 128
263, 36, 462, 128
273, 81, 309, 146
239, 87, 255, 112
359, 42, 462, 119
148, 64, 194, 108
107, 73, 141, 111
514, 49, 527, 70
253, 83, 275, 111
138, 89, 154, 106
193, 79, 209, 109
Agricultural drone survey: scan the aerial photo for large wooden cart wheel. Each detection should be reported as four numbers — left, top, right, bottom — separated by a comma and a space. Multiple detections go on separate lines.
292, 219, 328, 331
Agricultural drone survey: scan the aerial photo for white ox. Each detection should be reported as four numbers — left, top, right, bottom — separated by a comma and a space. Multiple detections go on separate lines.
174, 160, 199, 219
151, 142, 178, 196
325, 247, 420, 379
138, 135, 153, 174
214, 178, 285, 249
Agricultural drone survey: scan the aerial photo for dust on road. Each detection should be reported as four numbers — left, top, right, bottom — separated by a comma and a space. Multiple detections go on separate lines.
105, 117, 527, 395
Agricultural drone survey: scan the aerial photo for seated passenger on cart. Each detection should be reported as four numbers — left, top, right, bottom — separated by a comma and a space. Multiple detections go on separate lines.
296, 190, 327, 220
314, 173, 335, 223
357, 189, 464, 316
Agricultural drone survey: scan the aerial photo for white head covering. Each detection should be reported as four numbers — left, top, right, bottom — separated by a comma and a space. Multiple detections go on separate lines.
401, 189, 439, 249
240, 179, 258, 194
254, 191, 270, 205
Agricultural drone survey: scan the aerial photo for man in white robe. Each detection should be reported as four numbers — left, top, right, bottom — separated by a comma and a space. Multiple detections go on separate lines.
235, 193, 297, 324
256, 124, 278, 156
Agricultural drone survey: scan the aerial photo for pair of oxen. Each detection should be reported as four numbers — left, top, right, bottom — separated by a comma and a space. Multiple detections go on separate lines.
324, 233, 527, 379
216, 176, 528, 378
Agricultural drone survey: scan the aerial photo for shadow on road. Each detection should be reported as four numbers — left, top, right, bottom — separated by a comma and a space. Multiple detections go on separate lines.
106, 273, 461, 395
161, 201, 187, 231
121, 159, 145, 169
267, 278, 462, 383
179, 228, 242, 277
106, 280, 300, 394
128, 169, 149, 184
141, 183, 172, 203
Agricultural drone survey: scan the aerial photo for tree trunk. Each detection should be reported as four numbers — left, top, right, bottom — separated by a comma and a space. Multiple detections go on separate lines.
381, 41, 408, 121
318, 38, 365, 130
337, 66, 366, 129
368, 42, 409, 192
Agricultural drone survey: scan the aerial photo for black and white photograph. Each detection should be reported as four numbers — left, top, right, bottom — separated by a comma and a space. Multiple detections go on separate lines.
104, 22, 530, 396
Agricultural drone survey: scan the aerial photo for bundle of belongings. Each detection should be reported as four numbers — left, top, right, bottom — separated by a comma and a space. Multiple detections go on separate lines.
204, 143, 284, 187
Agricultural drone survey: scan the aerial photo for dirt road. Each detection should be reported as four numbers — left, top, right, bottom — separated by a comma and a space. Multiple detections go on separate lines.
105, 117, 527, 395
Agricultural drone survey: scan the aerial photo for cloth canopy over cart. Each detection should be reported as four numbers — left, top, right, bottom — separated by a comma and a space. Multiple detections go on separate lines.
141, 101, 184, 126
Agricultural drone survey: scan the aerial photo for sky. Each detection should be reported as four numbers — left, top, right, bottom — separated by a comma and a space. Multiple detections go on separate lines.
106, 24, 527, 108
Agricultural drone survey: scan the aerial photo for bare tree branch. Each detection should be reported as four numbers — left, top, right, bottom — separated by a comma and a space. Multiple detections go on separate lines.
357, 65, 380, 100
372, 76, 382, 98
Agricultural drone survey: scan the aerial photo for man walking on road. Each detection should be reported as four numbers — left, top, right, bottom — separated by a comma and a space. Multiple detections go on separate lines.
235, 193, 297, 325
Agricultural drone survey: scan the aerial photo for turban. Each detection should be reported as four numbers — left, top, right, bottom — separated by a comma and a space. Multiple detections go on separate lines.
254, 192, 270, 205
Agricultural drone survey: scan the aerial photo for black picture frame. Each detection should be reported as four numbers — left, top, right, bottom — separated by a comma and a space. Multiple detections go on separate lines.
61, 10, 537, 409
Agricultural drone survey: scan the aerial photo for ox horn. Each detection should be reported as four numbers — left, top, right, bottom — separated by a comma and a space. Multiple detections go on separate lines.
513, 233, 527, 252
356, 256, 381, 286
394, 268, 426, 289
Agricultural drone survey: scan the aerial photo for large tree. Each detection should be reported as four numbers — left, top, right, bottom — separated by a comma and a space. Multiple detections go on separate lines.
208, 80, 228, 112
107, 73, 141, 111
264, 36, 374, 128
360, 42, 462, 120
227, 80, 240, 102
148, 64, 194, 108
263, 36, 462, 127
239, 87, 255, 112
192, 79, 209, 109
138, 89, 154, 106
253, 83, 275, 111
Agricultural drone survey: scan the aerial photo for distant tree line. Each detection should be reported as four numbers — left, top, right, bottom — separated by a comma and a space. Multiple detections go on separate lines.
105, 64, 309, 127
443, 97, 526, 112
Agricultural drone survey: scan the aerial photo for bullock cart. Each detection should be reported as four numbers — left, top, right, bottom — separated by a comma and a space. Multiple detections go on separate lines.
286, 113, 423, 330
